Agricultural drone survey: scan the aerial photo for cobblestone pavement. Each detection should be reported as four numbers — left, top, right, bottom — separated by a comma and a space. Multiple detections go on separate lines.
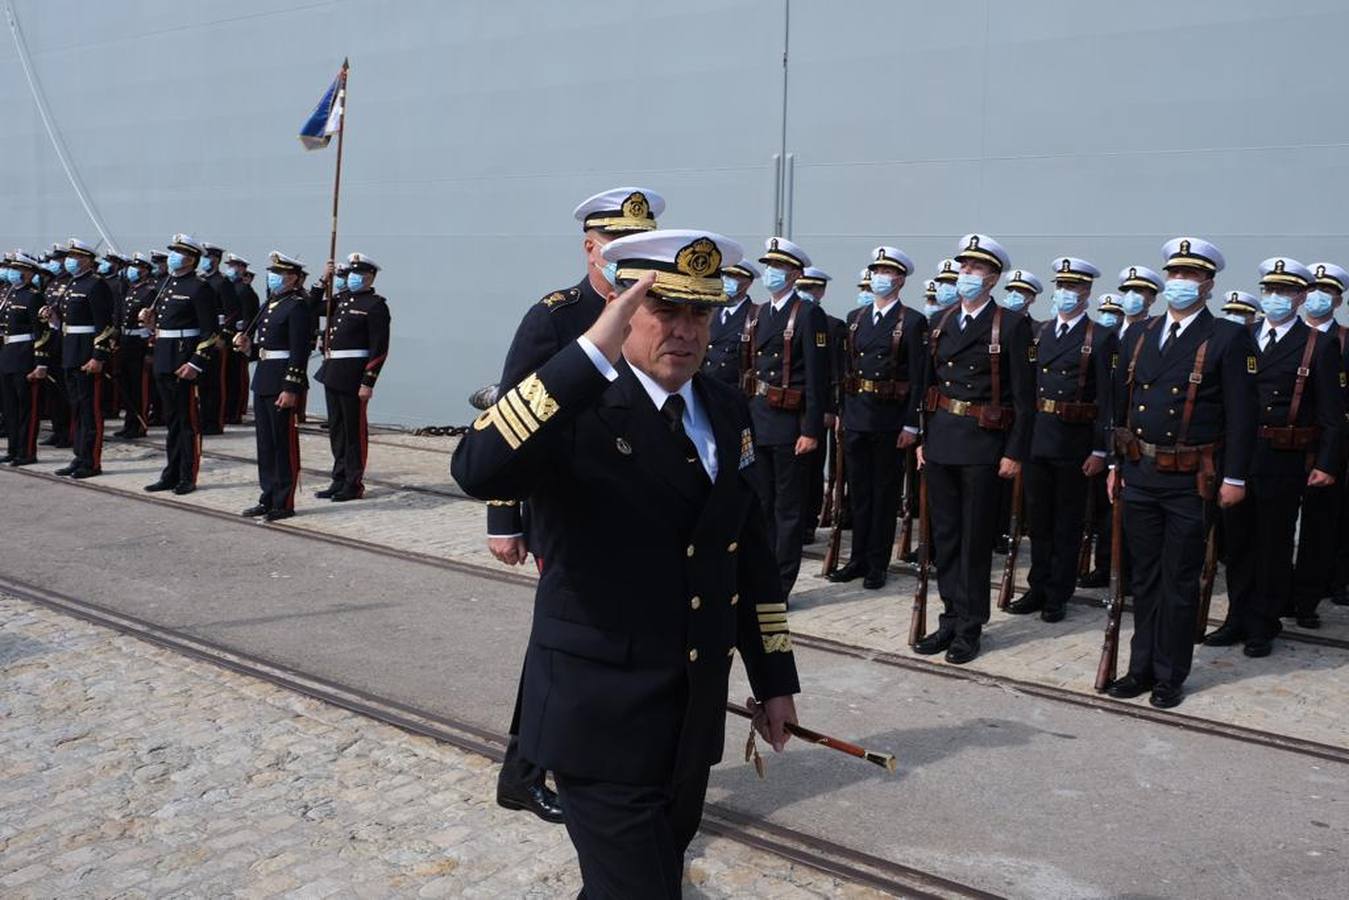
0, 596, 887, 899
38, 420, 1343, 750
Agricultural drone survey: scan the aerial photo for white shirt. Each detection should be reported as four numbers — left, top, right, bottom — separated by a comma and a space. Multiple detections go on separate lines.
1257, 316, 1297, 349
1157, 307, 1203, 350
872, 294, 899, 324
1054, 310, 1086, 336
959, 299, 991, 328
1311, 318, 1334, 333
577, 335, 719, 480
769, 290, 795, 313
720, 296, 747, 323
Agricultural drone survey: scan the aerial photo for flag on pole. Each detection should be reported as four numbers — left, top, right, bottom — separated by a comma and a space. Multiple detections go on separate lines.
299, 60, 348, 150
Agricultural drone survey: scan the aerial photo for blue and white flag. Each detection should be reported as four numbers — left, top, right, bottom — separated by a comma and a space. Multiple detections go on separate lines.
299, 61, 348, 150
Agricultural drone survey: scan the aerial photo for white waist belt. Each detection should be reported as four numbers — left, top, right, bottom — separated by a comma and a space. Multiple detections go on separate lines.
123, 328, 151, 338
4, 333, 35, 343
327, 349, 371, 359
63, 325, 96, 334
217, 314, 228, 325
157, 329, 201, 339
259, 349, 291, 360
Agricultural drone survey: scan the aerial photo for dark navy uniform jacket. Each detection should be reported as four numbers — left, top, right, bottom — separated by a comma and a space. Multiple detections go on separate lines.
841, 300, 928, 433
235, 280, 261, 337
207, 270, 240, 339
922, 302, 1035, 465
700, 296, 753, 387
452, 342, 801, 785
1113, 308, 1258, 492
249, 289, 311, 397
1, 286, 47, 375
314, 288, 391, 394
152, 273, 219, 376
747, 293, 829, 446
57, 271, 114, 367
1246, 318, 1344, 478
1028, 316, 1119, 462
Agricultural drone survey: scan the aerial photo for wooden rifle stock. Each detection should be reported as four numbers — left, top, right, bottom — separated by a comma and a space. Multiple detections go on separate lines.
1094, 488, 1126, 691
1195, 516, 1219, 644
820, 419, 846, 577
997, 471, 1024, 610
895, 447, 916, 563
908, 472, 930, 647
820, 426, 837, 529
727, 702, 897, 772
1077, 474, 1098, 579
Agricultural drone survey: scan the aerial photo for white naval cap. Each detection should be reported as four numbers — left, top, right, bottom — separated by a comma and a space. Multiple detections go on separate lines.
9, 252, 40, 270
224, 252, 250, 267
934, 258, 961, 283
47, 242, 67, 257
168, 233, 205, 256
1309, 262, 1348, 293
1004, 269, 1044, 295
1050, 256, 1101, 284
1097, 293, 1123, 314
1118, 264, 1164, 293
758, 236, 810, 270
66, 238, 98, 257
1162, 237, 1225, 274
128, 252, 153, 268
723, 258, 760, 280
573, 187, 664, 235
347, 252, 380, 273
955, 234, 1009, 273
797, 266, 831, 287
267, 251, 306, 274
201, 241, 225, 255
868, 245, 914, 275
1222, 290, 1259, 314
601, 228, 744, 306
857, 267, 873, 288
1258, 256, 1314, 289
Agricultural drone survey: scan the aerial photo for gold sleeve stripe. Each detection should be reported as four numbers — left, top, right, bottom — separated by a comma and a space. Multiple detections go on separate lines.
504, 389, 541, 434
763, 634, 793, 653
757, 613, 789, 624
759, 622, 790, 633
486, 499, 519, 507
755, 603, 787, 613
494, 395, 532, 444
486, 406, 522, 449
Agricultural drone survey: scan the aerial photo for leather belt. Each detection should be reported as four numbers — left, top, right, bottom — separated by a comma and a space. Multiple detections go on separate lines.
3, 333, 34, 343
326, 349, 371, 359
123, 328, 150, 339
259, 349, 291, 360
1036, 398, 1099, 416
157, 329, 200, 339
1135, 438, 1220, 460
932, 393, 988, 418
846, 377, 908, 397
63, 325, 96, 334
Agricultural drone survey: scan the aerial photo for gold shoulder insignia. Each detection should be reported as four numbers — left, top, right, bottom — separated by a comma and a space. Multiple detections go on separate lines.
1247, 356, 1258, 374
540, 291, 571, 310
815, 332, 827, 348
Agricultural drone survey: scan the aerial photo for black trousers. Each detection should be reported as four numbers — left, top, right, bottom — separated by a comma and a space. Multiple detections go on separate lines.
554, 765, 711, 899
1123, 486, 1208, 686
1024, 459, 1089, 611
754, 443, 808, 595
156, 374, 201, 486
65, 367, 104, 470
925, 461, 1002, 640
804, 446, 825, 535
324, 387, 368, 493
1293, 482, 1340, 614
224, 345, 249, 424
117, 344, 149, 435
44, 366, 70, 443
843, 429, 902, 576
1, 373, 40, 460
199, 349, 225, 433
254, 393, 299, 511
1225, 475, 1301, 639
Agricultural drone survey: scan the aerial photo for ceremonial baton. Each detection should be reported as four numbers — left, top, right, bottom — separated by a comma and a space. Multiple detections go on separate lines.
727, 702, 897, 773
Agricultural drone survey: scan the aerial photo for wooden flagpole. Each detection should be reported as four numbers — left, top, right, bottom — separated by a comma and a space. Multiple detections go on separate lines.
323, 58, 350, 356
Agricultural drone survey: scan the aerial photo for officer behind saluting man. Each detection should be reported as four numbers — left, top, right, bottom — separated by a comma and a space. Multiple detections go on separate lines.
53, 239, 115, 479
702, 259, 759, 387
828, 246, 928, 589
1, 253, 48, 466
111, 253, 156, 439
144, 235, 220, 495
1205, 258, 1343, 654
1008, 257, 1116, 623
451, 229, 800, 897
236, 253, 312, 522
1106, 237, 1257, 708
314, 252, 390, 502
223, 252, 257, 424
915, 234, 1033, 664
744, 236, 829, 595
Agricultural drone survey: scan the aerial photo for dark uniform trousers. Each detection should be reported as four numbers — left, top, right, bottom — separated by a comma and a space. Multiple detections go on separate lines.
1115, 311, 1257, 686
65, 368, 105, 470
1024, 460, 1089, 607
157, 375, 201, 486
922, 304, 1035, 639
451, 345, 799, 898
844, 430, 902, 574
1224, 477, 1304, 637
1293, 328, 1349, 611
250, 291, 311, 512
116, 337, 151, 434
254, 398, 300, 510
323, 389, 366, 490
1, 375, 40, 460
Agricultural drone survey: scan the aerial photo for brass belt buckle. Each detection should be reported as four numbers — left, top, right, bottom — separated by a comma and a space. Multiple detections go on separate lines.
1042, 399, 1058, 413
948, 398, 970, 416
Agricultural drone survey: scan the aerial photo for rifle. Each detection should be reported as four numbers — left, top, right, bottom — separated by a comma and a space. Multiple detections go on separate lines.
997, 470, 1025, 610
820, 424, 838, 530
908, 471, 930, 647
1077, 474, 1098, 579
1094, 487, 1126, 691
1195, 516, 1219, 644
895, 447, 916, 563
820, 417, 846, 577
728, 701, 896, 773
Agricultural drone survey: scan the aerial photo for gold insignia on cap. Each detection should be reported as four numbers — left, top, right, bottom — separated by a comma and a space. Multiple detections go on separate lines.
1318, 265, 1327, 277
1229, 291, 1238, 301
621, 192, 649, 220
675, 238, 722, 279
1275, 259, 1286, 273
1060, 259, 1071, 273
1180, 239, 1191, 255
1130, 267, 1138, 278
969, 236, 980, 250
943, 260, 954, 272
770, 238, 780, 251
1014, 270, 1022, 281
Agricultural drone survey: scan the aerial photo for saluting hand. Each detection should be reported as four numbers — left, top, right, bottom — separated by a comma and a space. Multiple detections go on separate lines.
582, 272, 657, 363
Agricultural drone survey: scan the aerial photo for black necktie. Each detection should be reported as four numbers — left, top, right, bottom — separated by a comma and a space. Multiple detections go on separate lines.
661, 394, 705, 475
1264, 329, 1277, 353
960, 313, 971, 331
1161, 321, 1180, 355
1057, 322, 1068, 340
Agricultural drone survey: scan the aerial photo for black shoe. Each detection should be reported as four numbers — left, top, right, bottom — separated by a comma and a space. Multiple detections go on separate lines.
241, 504, 269, 517
9, 457, 37, 467
1078, 568, 1109, 589
862, 573, 887, 590
70, 467, 101, 479
265, 508, 295, 522
144, 480, 178, 493
1106, 673, 1154, 699
1203, 620, 1245, 647
331, 486, 364, 502
54, 463, 78, 476
1243, 638, 1273, 658
945, 636, 980, 665
1332, 587, 1349, 607
1040, 606, 1066, 623
1295, 614, 1321, 630
826, 561, 865, 584
172, 483, 196, 495
496, 782, 565, 825
0, 454, 12, 465
1007, 592, 1044, 615
913, 629, 955, 656
314, 483, 342, 499
1149, 683, 1184, 709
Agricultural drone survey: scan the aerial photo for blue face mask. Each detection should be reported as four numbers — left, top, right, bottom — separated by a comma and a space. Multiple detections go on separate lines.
347, 272, 367, 292
97, 260, 112, 275
762, 266, 789, 293
1052, 287, 1083, 315
224, 267, 240, 283
64, 257, 82, 276
1221, 312, 1249, 325
722, 276, 740, 298
1120, 290, 1148, 316
44, 261, 61, 275
198, 257, 214, 274
955, 272, 985, 301
924, 302, 940, 317
870, 273, 896, 296
1162, 278, 1202, 310
31, 273, 42, 287
599, 260, 618, 286
168, 251, 188, 272
1099, 312, 1121, 328
1260, 292, 1294, 322
266, 272, 284, 294
796, 290, 818, 304
1305, 289, 1335, 318
857, 290, 874, 307
1000, 290, 1027, 312
3, 268, 20, 286
126, 267, 141, 283
935, 282, 959, 308
333, 276, 348, 293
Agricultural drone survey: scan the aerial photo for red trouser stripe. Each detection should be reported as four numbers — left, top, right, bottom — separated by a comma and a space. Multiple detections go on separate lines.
356, 396, 369, 495
188, 384, 201, 483
91, 376, 104, 470
284, 411, 301, 510
26, 382, 40, 458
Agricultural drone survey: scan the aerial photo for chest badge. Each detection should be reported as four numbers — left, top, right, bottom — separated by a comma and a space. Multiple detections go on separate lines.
1247, 356, 1258, 374
616, 437, 632, 455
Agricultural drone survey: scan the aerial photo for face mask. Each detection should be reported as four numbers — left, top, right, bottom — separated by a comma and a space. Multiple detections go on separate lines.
64, 257, 82, 276
870, 273, 896, 296
347, 272, 367, 292
266, 272, 284, 293
224, 267, 240, 282
44, 261, 60, 274
198, 257, 215, 274
924, 302, 940, 317
1221, 312, 1249, 325
1120, 290, 1148, 316
935, 282, 959, 308
955, 272, 985, 301
1000, 290, 1027, 312
126, 267, 141, 284
97, 260, 112, 275
333, 276, 348, 293
1099, 312, 1120, 328
722, 276, 740, 297
1260, 292, 1294, 322
1162, 278, 1202, 310
31, 273, 42, 287
796, 290, 818, 304
4, 269, 21, 287
168, 251, 188, 272
857, 291, 874, 306
1305, 290, 1335, 318
763, 266, 789, 293
1052, 287, 1083, 315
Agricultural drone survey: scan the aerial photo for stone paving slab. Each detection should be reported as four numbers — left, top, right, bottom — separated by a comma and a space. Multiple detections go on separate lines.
42, 419, 1347, 750
0, 596, 886, 899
